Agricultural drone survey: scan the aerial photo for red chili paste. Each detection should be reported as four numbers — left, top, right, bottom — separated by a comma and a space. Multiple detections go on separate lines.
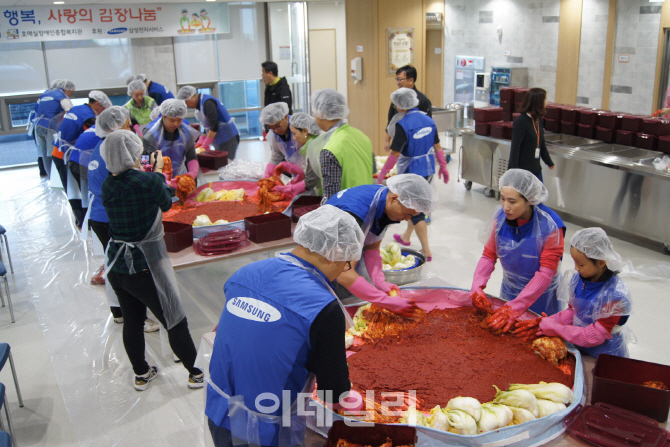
162, 201, 285, 225
347, 307, 575, 411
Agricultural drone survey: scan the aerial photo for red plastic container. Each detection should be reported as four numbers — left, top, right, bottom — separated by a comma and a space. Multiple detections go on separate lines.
475, 121, 491, 136
515, 102, 523, 113
657, 119, 670, 137
636, 133, 659, 151
561, 107, 578, 122
163, 221, 194, 253
592, 354, 670, 422
197, 150, 228, 170
190, 123, 202, 133
561, 120, 577, 135
513, 87, 530, 103
490, 121, 513, 140
193, 229, 249, 256
642, 118, 661, 136
544, 118, 559, 133
546, 104, 562, 121
324, 420, 417, 447
578, 123, 595, 138
244, 212, 292, 243
596, 126, 616, 143
622, 115, 644, 132
512, 113, 521, 121
499, 87, 515, 102
616, 129, 637, 146
659, 135, 670, 155
579, 109, 599, 126
599, 112, 623, 129
502, 111, 513, 122
500, 100, 514, 112
290, 195, 323, 223
474, 106, 503, 122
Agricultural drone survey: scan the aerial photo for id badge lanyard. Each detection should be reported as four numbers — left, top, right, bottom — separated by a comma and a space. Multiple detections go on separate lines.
532, 117, 541, 159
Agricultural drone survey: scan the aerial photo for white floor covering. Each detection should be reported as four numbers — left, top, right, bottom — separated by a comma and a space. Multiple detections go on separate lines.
0, 138, 669, 446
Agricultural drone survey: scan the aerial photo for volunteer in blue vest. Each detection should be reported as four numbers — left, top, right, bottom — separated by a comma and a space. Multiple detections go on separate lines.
470, 169, 566, 333
177, 85, 241, 160
378, 88, 450, 262
127, 73, 175, 106
207, 205, 365, 447
311, 88, 375, 200
67, 125, 101, 228
34, 79, 75, 180
327, 174, 438, 316
515, 228, 633, 358
260, 102, 304, 178
87, 106, 160, 333
142, 99, 200, 185
53, 90, 111, 227
125, 80, 158, 126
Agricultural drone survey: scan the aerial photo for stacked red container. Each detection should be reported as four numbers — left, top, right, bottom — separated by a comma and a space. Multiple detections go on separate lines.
658, 135, 670, 154
499, 87, 515, 102
616, 129, 636, 146
636, 133, 658, 150
545, 103, 562, 121
513, 88, 529, 112
490, 121, 514, 140
544, 118, 559, 133
621, 115, 643, 132
502, 111, 513, 122
578, 123, 595, 139
598, 112, 623, 129
474, 107, 504, 136
596, 127, 616, 143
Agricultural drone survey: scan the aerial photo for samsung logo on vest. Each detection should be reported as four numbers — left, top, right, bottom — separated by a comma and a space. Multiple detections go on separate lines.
227, 297, 281, 323
413, 127, 433, 139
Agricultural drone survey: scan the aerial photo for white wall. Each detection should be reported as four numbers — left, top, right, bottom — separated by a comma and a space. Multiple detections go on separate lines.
576, 0, 609, 109
307, 1, 348, 97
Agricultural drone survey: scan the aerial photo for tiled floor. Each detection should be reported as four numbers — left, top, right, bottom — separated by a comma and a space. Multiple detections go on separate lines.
0, 138, 668, 446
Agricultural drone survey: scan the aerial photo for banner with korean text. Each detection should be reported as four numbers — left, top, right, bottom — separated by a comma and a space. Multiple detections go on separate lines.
1, 3, 229, 43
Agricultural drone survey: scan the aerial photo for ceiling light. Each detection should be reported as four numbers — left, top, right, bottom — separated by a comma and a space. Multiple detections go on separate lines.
54, 1, 64, 4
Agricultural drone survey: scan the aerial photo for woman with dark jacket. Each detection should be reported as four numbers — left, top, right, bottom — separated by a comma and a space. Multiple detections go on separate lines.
508, 88, 555, 182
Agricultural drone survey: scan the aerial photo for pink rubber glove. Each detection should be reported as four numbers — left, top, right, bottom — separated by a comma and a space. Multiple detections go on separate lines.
377, 153, 399, 184
507, 266, 556, 314
274, 162, 305, 183
539, 318, 612, 348
435, 149, 449, 184
264, 163, 276, 179
334, 390, 364, 413
186, 159, 199, 179
470, 256, 496, 294
196, 134, 207, 147
201, 136, 214, 150
169, 178, 178, 188
133, 124, 143, 137
364, 249, 399, 294
273, 181, 306, 196
547, 307, 576, 326
346, 277, 415, 316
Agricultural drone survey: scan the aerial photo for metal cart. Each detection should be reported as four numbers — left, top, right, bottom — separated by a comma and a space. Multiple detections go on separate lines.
459, 129, 498, 197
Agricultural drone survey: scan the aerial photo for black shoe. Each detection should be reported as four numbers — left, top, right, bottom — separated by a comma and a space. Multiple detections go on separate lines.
134, 366, 158, 391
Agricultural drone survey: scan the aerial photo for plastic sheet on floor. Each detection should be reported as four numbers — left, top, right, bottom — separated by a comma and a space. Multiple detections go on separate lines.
3, 173, 219, 447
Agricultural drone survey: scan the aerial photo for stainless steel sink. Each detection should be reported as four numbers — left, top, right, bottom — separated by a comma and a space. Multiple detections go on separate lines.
582, 144, 663, 161
581, 145, 630, 154
545, 133, 573, 142
554, 137, 603, 147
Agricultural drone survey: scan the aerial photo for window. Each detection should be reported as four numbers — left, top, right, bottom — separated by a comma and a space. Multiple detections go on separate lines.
8, 102, 37, 127
217, 80, 262, 139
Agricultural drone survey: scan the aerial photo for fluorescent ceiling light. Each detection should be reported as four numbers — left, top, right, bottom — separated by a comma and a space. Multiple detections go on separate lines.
54, 1, 64, 3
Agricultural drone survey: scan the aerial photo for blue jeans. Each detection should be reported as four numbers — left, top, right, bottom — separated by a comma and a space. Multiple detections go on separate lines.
534, 170, 543, 183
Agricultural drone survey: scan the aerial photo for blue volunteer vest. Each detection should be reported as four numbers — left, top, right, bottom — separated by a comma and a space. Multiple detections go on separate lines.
56, 104, 96, 153
569, 273, 631, 357
326, 184, 389, 237
147, 81, 174, 105
495, 203, 566, 316
87, 140, 109, 223
397, 109, 437, 177
36, 88, 67, 129
198, 93, 239, 144
206, 255, 336, 445
70, 125, 101, 167
144, 118, 195, 175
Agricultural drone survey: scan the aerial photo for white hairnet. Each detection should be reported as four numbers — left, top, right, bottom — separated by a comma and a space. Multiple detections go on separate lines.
160, 99, 187, 118
177, 85, 197, 101
259, 102, 289, 125
100, 129, 143, 174
89, 90, 112, 109
293, 205, 364, 262
290, 112, 321, 136
134, 73, 147, 82
391, 87, 419, 110
127, 80, 147, 97
54, 79, 75, 91
386, 173, 439, 214
149, 107, 161, 122
50, 79, 62, 89
95, 106, 130, 138
125, 75, 135, 85
499, 169, 548, 205
311, 88, 349, 120
571, 228, 623, 270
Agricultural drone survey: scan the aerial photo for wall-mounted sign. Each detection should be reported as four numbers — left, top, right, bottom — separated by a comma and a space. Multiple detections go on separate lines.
387, 27, 414, 74
504, 50, 511, 56
357, 45, 363, 52
618, 55, 629, 63
279, 46, 290, 59
1, 3, 229, 43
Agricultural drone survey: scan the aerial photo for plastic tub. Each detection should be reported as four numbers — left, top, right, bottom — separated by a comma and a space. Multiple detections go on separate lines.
546, 104, 562, 121
561, 107, 578, 122
473, 106, 503, 122
325, 420, 417, 447
579, 109, 599, 126
642, 118, 661, 136
502, 111, 513, 122
622, 115, 644, 132
489, 121, 506, 139
290, 195, 323, 223
163, 221, 193, 253
513, 87, 529, 103
578, 123, 595, 139
244, 212, 291, 243
475, 121, 491, 136
616, 129, 636, 146
659, 135, 670, 155
561, 120, 577, 135
596, 126, 616, 143
500, 100, 514, 112
599, 112, 623, 129
636, 133, 659, 151
197, 150, 228, 170
544, 118, 559, 133
499, 87, 515, 102
592, 354, 670, 422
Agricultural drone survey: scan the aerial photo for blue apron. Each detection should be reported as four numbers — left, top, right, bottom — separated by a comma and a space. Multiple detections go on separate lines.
326, 184, 392, 245
495, 203, 566, 316
197, 93, 239, 145
397, 108, 437, 177
35, 88, 67, 130
144, 118, 197, 176
206, 255, 342, 446
87, 140, 109, 223
56, 104, 96, 155
70, 126, 101, 168
565, 271, 632, 358
270, 115, 302, 165
147, 81, 174, 105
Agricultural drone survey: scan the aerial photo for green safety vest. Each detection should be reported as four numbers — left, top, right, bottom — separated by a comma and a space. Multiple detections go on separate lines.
324, 123, 373, 190
124, 96, 156, 126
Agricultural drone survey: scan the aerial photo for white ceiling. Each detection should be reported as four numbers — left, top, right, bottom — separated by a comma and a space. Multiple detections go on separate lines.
0, 0, 331, 5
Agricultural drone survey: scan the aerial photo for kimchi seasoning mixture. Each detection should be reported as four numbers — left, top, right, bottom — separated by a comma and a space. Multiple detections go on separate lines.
347, 307, 574, 411
162, 201, 284, 225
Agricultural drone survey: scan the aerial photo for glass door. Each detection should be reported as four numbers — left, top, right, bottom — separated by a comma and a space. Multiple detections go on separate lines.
267, 2, 310, 113
658, 29, 670, 112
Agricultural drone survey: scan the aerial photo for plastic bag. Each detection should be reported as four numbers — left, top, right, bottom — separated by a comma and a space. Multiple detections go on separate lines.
652, 155, 670, 171
218, 158, 265, 181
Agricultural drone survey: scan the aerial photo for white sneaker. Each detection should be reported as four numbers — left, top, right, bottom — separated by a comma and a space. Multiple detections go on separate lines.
134, 366, 158, 391
144, 319, 160, 332
113, 317, 124, 324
